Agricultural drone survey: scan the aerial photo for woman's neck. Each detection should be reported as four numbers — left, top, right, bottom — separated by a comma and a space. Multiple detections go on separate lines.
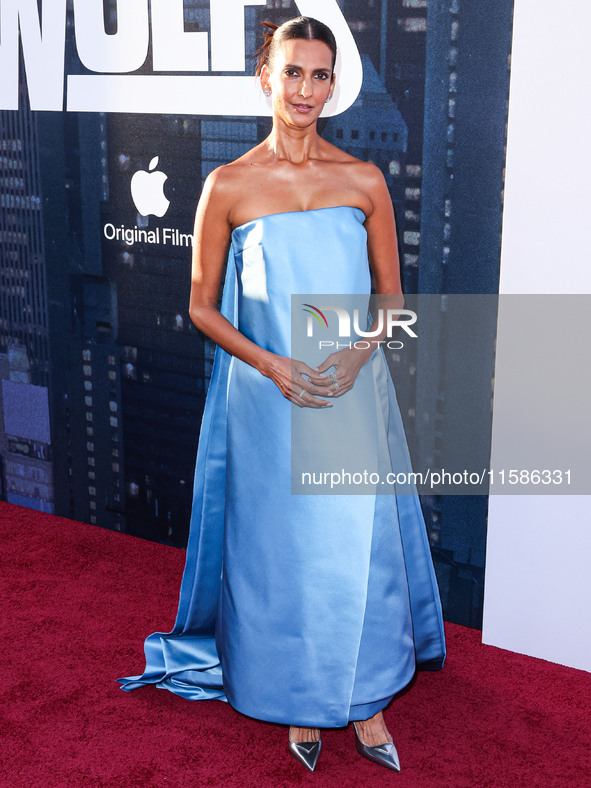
265, 122, 324, 165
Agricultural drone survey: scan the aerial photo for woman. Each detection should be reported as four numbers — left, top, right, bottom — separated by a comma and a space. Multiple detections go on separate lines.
117, 16, 446, 773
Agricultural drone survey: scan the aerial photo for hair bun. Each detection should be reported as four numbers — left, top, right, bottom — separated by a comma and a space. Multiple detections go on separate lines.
253, 17, 337, 77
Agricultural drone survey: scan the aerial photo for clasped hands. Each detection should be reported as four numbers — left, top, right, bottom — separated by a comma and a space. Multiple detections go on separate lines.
268, 346, 374, 408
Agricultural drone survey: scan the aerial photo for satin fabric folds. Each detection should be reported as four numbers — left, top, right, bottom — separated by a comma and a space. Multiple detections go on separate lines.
116, 206, 446, 727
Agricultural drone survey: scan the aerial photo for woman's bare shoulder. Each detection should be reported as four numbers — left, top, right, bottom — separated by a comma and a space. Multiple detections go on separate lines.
339, 155, 385, 188
321, 139, 381, 172
318, 143, 387, 215
202, 145, 267, 203
202, 158, 249, 195
320, 141, 384, 184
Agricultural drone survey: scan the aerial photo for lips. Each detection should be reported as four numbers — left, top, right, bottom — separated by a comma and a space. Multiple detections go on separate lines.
293, 103, 314, 113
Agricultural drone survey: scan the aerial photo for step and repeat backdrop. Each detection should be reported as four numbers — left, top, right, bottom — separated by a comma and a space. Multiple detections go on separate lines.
0, 0, 515, 630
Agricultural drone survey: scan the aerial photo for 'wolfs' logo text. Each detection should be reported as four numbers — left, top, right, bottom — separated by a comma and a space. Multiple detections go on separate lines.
0, 0, 362, 116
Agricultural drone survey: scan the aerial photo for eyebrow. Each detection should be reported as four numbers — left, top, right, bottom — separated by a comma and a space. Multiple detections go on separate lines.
283, 63, 332, 74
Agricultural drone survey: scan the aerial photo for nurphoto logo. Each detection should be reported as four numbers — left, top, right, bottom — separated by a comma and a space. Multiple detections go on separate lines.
302, 304, 418, 338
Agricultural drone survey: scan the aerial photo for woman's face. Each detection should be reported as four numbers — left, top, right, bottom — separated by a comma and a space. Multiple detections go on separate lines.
261, 38, 335, 128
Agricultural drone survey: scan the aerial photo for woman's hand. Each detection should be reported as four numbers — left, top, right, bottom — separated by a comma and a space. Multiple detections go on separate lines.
313, 346, 373, 398
263, 354, 337, 408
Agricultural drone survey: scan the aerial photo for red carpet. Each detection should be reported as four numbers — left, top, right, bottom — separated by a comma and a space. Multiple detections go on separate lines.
1, 501, 589, 787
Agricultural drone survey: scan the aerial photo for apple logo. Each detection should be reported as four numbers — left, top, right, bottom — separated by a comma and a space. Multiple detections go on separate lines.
130, 156, 170, 217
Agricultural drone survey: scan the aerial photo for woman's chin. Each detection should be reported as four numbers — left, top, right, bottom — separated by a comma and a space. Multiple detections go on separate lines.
281, 110, 323, 129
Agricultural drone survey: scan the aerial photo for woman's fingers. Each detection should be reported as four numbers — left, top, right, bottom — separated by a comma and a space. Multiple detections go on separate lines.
291, 382, 332, 408
291, 379, 333, 407
284, 356, 363, 407
294, 360, 332, 387
292, 362, 334, 399
294, 389, 333, 408
313, 354, 337, 375
288, 363, 332, 407
308, 347, 371, 398
301, 359, 350, 398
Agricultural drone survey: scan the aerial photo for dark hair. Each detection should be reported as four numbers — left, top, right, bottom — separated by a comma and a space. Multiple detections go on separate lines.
254, 16, 337, 77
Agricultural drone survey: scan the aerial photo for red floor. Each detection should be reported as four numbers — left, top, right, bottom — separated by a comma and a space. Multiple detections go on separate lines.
1, 501, 589, 787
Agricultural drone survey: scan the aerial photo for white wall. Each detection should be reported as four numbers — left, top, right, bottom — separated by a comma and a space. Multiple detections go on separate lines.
482, 0, 591, 670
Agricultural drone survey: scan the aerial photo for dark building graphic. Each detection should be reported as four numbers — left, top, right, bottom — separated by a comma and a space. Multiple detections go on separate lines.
0, 0, 514, 628
100, 1, 261, 546
0, 74, 55, 513
68, 275, 125, 530
0, 31, 119, 527
340, 0, 429, 293
101, 114, 206, 546
416, 0, 513, 626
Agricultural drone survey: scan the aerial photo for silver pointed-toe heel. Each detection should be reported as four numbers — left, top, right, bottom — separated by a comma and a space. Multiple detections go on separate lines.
288, 728, 322, 772
352, 721, 401, 772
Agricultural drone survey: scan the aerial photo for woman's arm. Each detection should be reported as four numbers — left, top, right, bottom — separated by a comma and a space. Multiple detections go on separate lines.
364, 163, 403, 298
358, 163, 405, 355
188, 167, 332, 407
188, 167, 276, 376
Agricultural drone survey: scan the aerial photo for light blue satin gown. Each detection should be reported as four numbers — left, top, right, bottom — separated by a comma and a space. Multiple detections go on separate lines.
116, 206, 446, 727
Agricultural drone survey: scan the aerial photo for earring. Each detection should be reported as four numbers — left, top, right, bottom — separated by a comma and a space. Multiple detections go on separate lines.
325, 95, 333, 104
263, 89, 271, 97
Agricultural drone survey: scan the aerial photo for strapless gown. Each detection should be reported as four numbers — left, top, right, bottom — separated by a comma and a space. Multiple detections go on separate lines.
116, 206, 446, 727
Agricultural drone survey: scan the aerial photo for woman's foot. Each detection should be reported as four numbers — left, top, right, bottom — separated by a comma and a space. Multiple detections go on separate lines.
352, 711, 392, 747
289, 726, 321, 743
288, 726, 322, 771
353, 719, 400, 772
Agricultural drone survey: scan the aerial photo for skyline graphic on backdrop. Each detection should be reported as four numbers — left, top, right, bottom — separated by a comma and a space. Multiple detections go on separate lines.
0, 0, 514, 628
